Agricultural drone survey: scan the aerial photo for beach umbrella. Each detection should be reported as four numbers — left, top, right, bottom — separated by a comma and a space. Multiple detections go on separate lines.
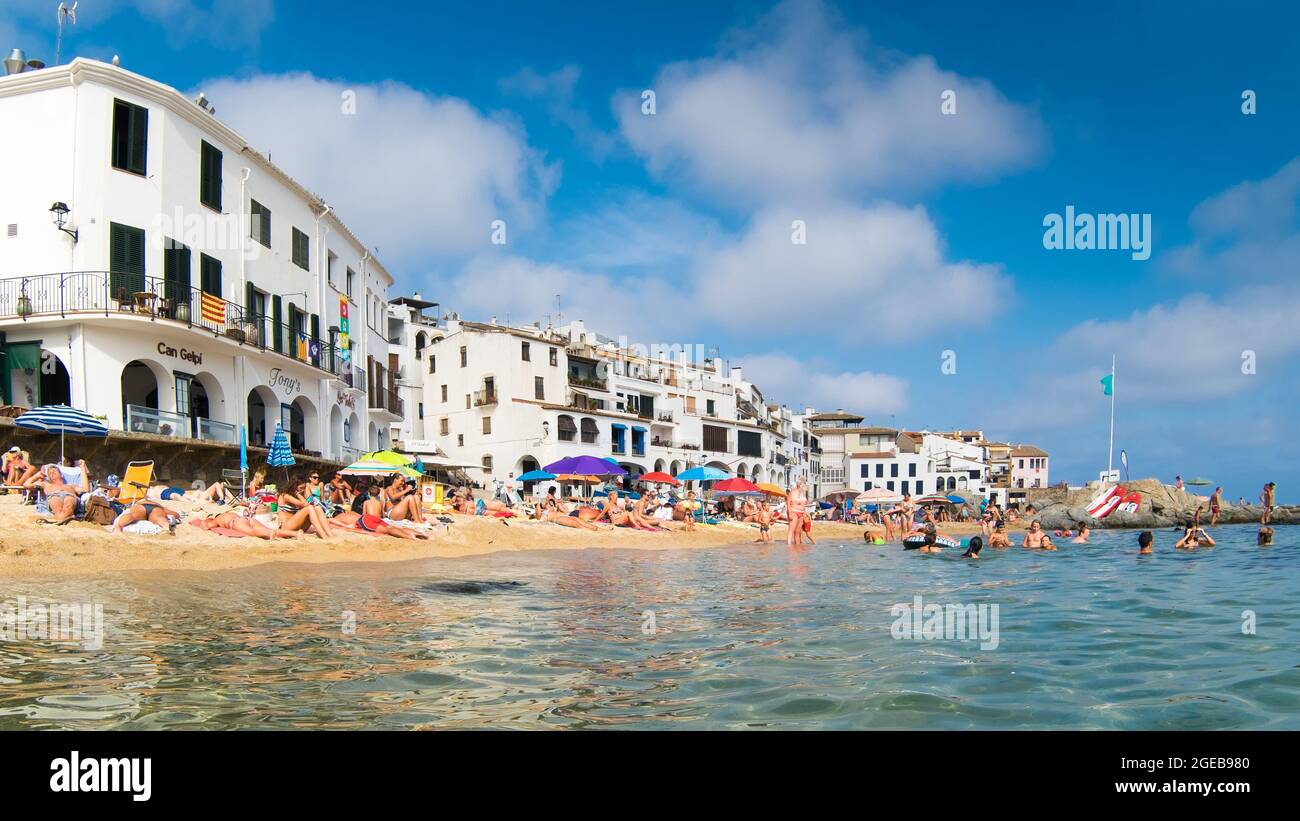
945, 494, 966, 504
518, 469, 556, 482
340, 459, 421, 479
755, 482, 787, 497
712, 477, 761, 496
15, 404, 108, 463
675, 466, 730, 482
594, 488, 641, 501
239, 424, 248, 497
544, 455, 629, 476
267, 422, 295, 482
1186, 477, 1212, 486
914, 494, 952, 505
819, 490, 857, 504
640, 471, 680, 486
856, 488, 903, 505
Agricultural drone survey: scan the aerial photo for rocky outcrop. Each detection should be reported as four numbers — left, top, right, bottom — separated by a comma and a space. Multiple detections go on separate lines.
1027, 478, 1294, 529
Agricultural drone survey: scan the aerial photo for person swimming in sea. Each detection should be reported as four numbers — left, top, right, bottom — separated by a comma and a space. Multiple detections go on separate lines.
988, 522, 1011, 549
1022, 519, 1048, 549
1257, 527, 1274, 546
962, 536, 983, 559
1137, 530, 1154, 555
1175, 525, 1216, 549
1071, 524, 1091, 544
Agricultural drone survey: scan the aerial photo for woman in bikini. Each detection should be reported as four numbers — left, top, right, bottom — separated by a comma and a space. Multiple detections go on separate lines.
278, 478, 334, 538
543, 502, 603, 531
786, 479, 809, 546
197, 510, 300, 539
112, 500, 182, 534
333, 485, 429, 540
382, 474, 426, 523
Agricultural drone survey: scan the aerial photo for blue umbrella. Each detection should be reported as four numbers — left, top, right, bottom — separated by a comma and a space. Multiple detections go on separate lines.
267, 422, 295, 480
946, 494, 965, 504
676, 466, 730, 482
594, 488, 641, 501
543, 455, 628, 476
518, 469, 556, 482
15, 404, 108, 462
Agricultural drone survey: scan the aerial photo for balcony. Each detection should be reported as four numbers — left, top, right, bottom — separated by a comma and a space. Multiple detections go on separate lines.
568, 374, 608, 391
1, 271, 347, 377
473, 388, 498, 407
124, 404, 235, 443
368, 387, 403, 416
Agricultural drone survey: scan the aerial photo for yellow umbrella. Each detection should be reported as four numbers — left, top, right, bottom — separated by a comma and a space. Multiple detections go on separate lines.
756, 482, 787, 497
556, 474, 601, 483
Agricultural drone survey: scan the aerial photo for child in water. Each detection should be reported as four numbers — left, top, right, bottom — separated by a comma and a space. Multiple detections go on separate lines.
962, 536, 983, 559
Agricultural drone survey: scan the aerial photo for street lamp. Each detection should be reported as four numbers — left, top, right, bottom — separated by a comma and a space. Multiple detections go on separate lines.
49, 201, 78, 243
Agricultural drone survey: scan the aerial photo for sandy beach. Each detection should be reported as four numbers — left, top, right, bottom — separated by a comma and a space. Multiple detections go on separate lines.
0, 495, 1007, 576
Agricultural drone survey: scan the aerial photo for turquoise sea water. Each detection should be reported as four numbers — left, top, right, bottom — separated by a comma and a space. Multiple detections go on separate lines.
0, 524, 1297, 729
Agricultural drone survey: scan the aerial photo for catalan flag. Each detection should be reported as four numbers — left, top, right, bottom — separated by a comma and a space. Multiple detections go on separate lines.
200, 291, 225, 325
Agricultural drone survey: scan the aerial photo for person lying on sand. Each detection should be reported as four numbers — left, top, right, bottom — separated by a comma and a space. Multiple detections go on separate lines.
597, 490, 657, 530
542, 505, 603, 531
277, 478, 334, 539
112, 501, 182, 534
196, 510, 300, 539
332, 484, 429, 540
24, 461, 91, 525
147, 482, 229, 505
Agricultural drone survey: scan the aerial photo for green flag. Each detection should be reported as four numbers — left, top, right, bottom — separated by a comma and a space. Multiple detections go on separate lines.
1100, 374, 1113, 396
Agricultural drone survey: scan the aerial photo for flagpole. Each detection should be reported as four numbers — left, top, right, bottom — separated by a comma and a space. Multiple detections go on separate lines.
1107, 354, 1116, 478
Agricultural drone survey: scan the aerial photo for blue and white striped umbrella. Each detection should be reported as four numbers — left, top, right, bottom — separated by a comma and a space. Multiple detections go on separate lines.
267, 421, 295, 468
14, 404, 108, 462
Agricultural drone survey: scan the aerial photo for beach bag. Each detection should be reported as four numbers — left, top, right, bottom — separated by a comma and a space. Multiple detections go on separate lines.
84, 495, 117, 525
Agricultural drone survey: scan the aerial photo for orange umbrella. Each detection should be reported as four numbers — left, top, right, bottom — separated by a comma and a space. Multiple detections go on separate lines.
756, 482, 786, 497
556, 474, 601, 483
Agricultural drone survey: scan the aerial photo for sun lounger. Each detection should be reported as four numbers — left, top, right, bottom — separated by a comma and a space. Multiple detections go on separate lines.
119, 460, 154, 505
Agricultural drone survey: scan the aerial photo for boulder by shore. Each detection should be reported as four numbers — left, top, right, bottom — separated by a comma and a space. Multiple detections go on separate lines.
1029, 478, 1293, 530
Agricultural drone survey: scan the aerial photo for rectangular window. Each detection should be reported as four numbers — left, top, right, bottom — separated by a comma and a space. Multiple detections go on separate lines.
460, 346, 467, 367
346, 267, 355, 299
860, 464, 868, 478
111, 99, 148, 175
890, 463, 899, 477
441, 385, 448, 402
272, 295, 283, 353
901, 481, 909, 496
706, 399, 716, 416
482, 417, 492, 435
199, 253, 222, 298
418, 403, 424, 420
887, 481, 895, 491
250, 200, 271, 247
521, 341, 530, 361
439, 418, 449, 436
549, 347, 557, 366
291, 227, 310, 270
457, 434, 464, 447
162, 238, 191, 306
465, 394, 471, 409
534, 376, 545, 400
908, 463, 917, 477
429, 355, 436, 374
200, 140, 223, 211
702, 424, 728, 453
737, 430, 762, 458
876, 464, 883, 478
109, 222, 146, 298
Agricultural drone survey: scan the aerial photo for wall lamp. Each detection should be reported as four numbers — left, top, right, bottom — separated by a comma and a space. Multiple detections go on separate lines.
49, 201, 78, 243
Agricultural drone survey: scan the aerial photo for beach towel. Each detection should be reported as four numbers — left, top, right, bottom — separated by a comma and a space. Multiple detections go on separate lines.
120, 521, 163, 535
187, 518, 248, 538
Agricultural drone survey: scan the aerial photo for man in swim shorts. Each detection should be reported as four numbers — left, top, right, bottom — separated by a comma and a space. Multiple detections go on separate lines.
1260, 482, 1276, 525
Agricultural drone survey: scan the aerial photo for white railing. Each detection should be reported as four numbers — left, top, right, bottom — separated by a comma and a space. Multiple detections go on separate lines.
198, 417, 238, 444
125, 404, 190, 438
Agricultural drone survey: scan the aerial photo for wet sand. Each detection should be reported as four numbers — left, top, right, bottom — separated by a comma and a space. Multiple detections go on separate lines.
0, 495, 1007, 576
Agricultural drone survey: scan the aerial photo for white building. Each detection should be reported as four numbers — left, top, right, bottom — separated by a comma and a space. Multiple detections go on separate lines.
386, 293, 443, 448
422, 317, 801, 491
0, 57, 395, 460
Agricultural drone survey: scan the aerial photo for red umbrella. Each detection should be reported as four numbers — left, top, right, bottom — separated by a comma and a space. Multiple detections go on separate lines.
640, 471, 680, 486
712, 477, 760, 494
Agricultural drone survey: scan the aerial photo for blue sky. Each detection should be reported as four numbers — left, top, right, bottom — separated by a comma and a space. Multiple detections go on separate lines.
5, 0, 1299, 498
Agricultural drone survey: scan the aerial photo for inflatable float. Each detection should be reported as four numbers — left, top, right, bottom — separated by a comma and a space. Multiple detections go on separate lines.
903, 534, 962, 550
1085, 484, 1143, 518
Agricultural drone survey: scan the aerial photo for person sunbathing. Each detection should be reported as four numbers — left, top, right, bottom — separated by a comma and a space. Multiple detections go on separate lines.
3, 446, 33, 486
277, 478, 334, 538
542, 504, 602, 531
378, 474, 426, 523
327, 473, 355, 507
112, 501, 181, 534
24, 461, 91, 525
673, 491, 699, 531
147, 482, 229, 504
333, 487, 428, 540
196, 510, 299, 539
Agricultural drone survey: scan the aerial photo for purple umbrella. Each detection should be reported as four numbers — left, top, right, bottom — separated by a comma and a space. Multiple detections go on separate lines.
543, 455, 628, 476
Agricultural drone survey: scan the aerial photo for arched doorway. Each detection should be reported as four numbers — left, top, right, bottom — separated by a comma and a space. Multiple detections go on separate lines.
39, 349, 71, 406
517, 455, 541, 494
329, 406, 344, 459
246, 386, 278, 447
121, 359, 168, 432
290, 395, 318, 452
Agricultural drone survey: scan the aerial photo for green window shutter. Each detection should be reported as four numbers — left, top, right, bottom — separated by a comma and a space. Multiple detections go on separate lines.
245, 281, 256, 316
163, 239, 191, 304
272, 295, 283, 353
199, 254, 222, 297
250, 200, 271, 246
291, 227, 309, 270
310, 314, 321, 366
109, 222, 145, 298
112, 100, 148, 175
200, 141, 222, 210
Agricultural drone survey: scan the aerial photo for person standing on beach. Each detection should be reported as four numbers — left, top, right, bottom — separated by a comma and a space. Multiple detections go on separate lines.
1209, 486, 1222, 526
1175, 475, 1184, 491
786, 478, 809, 546
1260, 482, 1276, 525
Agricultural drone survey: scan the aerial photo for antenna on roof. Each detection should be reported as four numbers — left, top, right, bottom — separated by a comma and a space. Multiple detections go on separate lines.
55, 2, 77, 65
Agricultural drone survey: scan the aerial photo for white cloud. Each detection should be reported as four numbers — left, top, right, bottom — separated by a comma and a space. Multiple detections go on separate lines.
738, 351, 907, 415
499, 65, 617, 159
556, 191, 724, 271
0, 0, 275, 50
199, 73, 559, 265
692, 203, 1012, 339
615, 0, 1045, 206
